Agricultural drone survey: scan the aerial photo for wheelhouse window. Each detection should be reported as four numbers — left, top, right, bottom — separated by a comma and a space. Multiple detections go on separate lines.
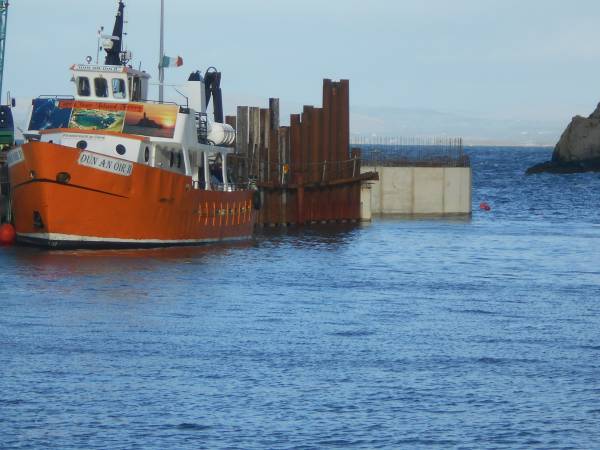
77, 77, 91, 96
94, 78, 109, 98
129, 76, 143, 101
112, 78, 126, 99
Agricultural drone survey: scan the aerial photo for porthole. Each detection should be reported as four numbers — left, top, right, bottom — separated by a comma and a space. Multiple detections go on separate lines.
56, 172, 71, 184
169, 151, 174, 168
144, 146, 150, 162
76, 140, 87, 150
116, 144, 126, 155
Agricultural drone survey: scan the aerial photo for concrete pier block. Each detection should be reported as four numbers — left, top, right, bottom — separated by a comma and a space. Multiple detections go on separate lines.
361, 166, 471, 215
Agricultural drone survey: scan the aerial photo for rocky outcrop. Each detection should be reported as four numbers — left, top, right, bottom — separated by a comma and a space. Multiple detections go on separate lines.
527, 103, 600, 174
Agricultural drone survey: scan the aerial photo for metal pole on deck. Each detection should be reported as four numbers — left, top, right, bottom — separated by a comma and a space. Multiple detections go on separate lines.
158, 0, 165, 102
0, 0, 9, 100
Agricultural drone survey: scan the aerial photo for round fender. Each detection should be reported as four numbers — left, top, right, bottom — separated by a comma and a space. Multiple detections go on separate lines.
0, 223, 16, 246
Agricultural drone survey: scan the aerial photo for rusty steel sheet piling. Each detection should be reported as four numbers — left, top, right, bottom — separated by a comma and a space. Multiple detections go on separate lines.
234, 79, 377, 227
278, 127, 290, 225
248, 107, 260, 180
225, 115, 236, 131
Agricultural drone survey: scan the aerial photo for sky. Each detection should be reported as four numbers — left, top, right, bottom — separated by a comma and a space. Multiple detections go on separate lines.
4, 0, 600, 145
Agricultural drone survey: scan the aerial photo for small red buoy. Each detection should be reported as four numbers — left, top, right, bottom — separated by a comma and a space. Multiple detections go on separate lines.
479, 202, 491, 212
0, 223, 16, 246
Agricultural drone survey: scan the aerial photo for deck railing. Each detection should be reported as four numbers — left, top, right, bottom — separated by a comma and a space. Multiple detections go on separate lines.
228, 154, 363, 186
191, 180, 253, 192
351, 136, 469, 168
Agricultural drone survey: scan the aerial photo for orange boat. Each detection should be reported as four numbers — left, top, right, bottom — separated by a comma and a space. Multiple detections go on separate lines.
7, 1, 256, 248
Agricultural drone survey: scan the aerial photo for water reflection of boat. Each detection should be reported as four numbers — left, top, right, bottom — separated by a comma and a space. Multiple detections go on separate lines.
9, 238, 253, 271
7, 0, 254, 249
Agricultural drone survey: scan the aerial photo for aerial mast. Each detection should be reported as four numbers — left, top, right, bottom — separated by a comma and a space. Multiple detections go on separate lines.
158, 0, 164, 102
0, 0, 9, 100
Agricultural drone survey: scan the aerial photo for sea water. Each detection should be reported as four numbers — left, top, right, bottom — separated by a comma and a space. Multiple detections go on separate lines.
1, 147, 600, 449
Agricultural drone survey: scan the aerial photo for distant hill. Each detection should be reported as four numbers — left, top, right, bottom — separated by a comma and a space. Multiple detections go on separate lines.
223, 95, 562, 146
348, 105, 561, 146
10, 95, 562, 147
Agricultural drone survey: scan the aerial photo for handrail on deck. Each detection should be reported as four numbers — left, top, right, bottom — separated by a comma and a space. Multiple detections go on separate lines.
352, 136, 470, 168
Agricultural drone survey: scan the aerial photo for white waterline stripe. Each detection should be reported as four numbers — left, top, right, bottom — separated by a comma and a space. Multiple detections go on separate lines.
18, 232, 251, 244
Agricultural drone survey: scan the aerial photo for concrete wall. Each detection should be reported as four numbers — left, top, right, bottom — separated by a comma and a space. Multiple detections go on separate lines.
360, 185, 372, 221
362, 166, 471, 217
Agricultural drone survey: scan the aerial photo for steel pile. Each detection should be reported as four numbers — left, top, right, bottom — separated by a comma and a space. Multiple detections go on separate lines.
228, 79, 377, 227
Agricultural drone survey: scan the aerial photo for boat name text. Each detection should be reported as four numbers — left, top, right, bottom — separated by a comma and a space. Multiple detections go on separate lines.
6, 147, 25, 167
63, 133, 106, 142
78, 152, 133, 176
72, 64, 124, 73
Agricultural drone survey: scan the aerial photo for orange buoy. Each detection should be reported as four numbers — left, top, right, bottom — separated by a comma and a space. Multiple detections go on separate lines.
0, 223, 16, 246
479, 202, 491, 212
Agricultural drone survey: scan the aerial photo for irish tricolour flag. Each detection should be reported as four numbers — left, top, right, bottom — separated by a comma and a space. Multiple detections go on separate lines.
161, 55, 183, 68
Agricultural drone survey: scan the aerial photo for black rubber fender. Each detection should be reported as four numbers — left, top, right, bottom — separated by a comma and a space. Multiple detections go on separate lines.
252, 191, 262, 210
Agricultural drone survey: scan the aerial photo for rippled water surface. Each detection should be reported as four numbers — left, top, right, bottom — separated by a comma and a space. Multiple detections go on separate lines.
2, 147, 600, 449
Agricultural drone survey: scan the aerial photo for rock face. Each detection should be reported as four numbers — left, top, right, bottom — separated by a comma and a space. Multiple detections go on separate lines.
527, 103, 600, 174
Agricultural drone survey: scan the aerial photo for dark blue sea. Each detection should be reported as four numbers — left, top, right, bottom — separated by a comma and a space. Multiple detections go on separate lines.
2, 147, 600, 449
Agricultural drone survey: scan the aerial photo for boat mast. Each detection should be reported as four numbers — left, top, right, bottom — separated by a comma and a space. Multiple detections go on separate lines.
105, 0, 125, 66
0, 0, 9, 100
158, 0, 164, 102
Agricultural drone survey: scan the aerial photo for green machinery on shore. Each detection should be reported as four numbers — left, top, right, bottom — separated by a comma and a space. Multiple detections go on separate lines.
0, 104, 13, 151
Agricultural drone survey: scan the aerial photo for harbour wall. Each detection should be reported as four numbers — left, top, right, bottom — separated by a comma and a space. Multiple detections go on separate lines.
361, 166, 472, 216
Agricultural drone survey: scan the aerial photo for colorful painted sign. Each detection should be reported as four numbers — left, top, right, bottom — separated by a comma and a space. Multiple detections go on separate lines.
123, 103, 177, 138
69, 102, 126, 132
28, 99, 178, 139
28, 99, 72, 131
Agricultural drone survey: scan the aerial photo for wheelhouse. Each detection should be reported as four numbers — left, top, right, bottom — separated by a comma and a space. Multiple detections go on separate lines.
70, 64, 150, 103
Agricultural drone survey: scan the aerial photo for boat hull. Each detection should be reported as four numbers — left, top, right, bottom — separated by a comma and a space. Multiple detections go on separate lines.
8, 142, 256, 249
